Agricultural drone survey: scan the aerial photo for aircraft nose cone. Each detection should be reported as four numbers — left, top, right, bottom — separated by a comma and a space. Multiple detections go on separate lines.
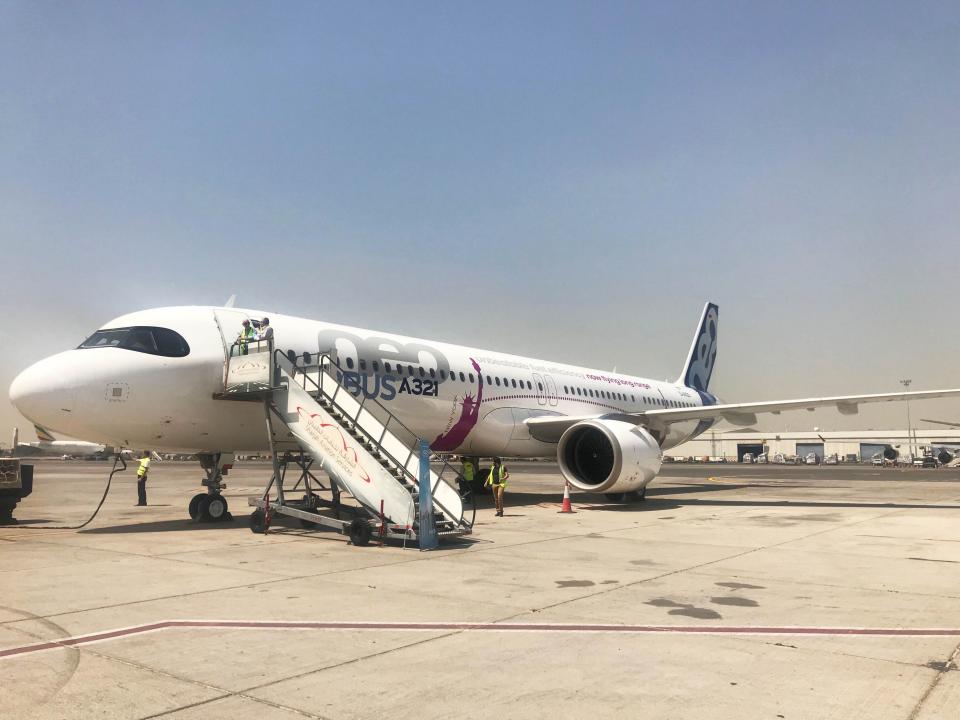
9, 354, 76, 433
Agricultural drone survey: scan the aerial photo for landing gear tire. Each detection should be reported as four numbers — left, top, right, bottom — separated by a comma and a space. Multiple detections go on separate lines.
250, 509, 266, 534
194, 495, 211, 522
205, 495, 229, 522
347, 519, 372, 547
604, 490, 646, 503
188, 493, 206, 520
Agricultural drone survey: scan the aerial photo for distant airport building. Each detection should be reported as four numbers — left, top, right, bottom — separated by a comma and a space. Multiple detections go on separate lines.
669, 429, 960, 462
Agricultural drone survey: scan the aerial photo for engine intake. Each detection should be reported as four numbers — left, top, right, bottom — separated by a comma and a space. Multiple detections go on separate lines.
557, 419, 662, 494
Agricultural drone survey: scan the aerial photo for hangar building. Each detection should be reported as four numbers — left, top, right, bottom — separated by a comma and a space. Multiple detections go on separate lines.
669, 429, 960, 462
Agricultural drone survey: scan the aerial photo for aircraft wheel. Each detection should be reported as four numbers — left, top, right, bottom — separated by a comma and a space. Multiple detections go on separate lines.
194, 495, 211, 522
206, 495, 229, 522
347, 519, 372, 546
604, 490, 646, 503
250, 509, 266, 534
188, 493, 206, 520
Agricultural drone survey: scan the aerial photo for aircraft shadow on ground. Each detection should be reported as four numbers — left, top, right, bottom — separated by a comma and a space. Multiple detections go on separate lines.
77, 515, 484, 547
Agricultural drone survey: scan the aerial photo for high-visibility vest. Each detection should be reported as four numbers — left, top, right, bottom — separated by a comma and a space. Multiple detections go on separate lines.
137, 457, 151, 478
238, 326, 255, 353
463, 461, 475, 482
487, 465, 507, 487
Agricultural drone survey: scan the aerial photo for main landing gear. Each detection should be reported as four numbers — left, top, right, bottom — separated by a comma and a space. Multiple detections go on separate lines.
189, 452, 235, 523
603, 488, 647, 504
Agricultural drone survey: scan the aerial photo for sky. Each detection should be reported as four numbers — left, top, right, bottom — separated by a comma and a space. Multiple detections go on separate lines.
2, 1, 960, 442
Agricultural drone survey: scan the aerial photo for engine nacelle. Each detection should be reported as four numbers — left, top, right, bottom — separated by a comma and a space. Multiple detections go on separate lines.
557, 419, 662, 494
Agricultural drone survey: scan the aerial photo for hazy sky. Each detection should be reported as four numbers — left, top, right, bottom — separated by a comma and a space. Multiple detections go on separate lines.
3, 1, 960, 442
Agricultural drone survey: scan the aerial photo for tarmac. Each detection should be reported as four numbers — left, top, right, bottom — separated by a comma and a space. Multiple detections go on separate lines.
2, 459, 960, 719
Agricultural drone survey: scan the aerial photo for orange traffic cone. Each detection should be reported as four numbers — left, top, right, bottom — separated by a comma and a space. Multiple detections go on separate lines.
558, 482, 575, 513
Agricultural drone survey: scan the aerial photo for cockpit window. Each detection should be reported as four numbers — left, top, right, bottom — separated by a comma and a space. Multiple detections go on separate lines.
79, 326, 190, 357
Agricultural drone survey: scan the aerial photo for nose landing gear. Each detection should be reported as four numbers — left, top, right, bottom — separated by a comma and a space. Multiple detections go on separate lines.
189, 452, 235, 523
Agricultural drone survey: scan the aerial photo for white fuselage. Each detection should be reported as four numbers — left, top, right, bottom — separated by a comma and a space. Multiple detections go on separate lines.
9, 306, 717, 456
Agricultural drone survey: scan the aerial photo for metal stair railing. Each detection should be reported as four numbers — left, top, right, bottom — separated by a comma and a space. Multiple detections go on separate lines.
273, 349, 474, 531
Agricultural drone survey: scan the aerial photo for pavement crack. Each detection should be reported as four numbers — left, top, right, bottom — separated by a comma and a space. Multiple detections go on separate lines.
907, 641, 960, 719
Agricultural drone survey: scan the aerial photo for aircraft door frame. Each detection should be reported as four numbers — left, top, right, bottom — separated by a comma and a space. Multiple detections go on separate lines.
544, 374, 559, 407
532, 373, 547, 406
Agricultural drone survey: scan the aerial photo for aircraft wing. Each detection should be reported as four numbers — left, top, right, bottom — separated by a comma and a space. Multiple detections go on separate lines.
525, 388, 960, 443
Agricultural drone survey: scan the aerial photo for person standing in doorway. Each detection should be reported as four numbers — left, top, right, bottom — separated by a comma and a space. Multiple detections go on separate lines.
237, 319, 255, 355
136, 451, 151, 506
484, 457, 509, 516
258, 317, 274, 345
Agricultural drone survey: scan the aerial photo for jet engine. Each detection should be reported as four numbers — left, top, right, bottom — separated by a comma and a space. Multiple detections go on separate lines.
557, 419, 662, 494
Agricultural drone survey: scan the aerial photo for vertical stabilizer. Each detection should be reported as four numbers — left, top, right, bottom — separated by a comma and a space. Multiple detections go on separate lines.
12, 427, 18, 450
677, 302, 719, 392
33, 424, 56, 443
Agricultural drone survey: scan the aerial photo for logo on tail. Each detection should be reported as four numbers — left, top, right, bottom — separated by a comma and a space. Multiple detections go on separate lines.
33, 424, 57, 443
679, 302, 718, 392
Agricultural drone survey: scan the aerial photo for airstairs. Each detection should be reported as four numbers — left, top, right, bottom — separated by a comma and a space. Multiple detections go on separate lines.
217, 340, 474, 546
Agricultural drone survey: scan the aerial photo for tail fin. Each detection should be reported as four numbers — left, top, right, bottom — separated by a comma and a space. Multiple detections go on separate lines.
34, 424, 56, 443
677, 302, 719, 392
12, 427, 19, 449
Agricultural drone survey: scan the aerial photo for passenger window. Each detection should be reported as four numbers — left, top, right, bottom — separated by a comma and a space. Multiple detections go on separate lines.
346, 357, 355, 369
439, 369, 446, 380
486, 375, 492, 384
512, 379, 517, 388
359, 359, 366, 371
469, 373, 475, 383
385, 362, 392, 373
460, 372, 466, 382
408, 365, 414, 376
430, 368, 436, 379
372, 361, 379, 372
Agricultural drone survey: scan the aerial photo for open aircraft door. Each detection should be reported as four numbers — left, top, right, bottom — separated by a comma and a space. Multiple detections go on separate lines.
213, 309, 254, 358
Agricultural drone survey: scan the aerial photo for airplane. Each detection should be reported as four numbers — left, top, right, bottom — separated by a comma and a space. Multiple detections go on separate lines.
8, 302, 960, 526
8, 425, 110, 459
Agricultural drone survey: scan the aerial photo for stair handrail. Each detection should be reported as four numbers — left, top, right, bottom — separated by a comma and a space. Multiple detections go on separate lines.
273, 349, 473, 529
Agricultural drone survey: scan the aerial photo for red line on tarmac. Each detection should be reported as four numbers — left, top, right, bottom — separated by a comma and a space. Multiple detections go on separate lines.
3, 620, 960, 660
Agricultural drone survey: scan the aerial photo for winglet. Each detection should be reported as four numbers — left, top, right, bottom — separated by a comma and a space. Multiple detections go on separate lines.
677, 302, 719, 392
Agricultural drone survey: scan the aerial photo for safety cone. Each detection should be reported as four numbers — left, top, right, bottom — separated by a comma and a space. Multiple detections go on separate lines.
558, 482, 575, 513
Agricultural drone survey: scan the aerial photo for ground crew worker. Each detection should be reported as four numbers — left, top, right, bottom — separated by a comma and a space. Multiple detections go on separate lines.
484, 457, 509, 516
460, 456, 476, 494
258, 317, 274, 344
136, 451, 151, 506
237, 319, 255, 355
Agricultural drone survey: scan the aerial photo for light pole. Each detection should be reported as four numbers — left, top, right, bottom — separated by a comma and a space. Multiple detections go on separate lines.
900, 379, 912, 459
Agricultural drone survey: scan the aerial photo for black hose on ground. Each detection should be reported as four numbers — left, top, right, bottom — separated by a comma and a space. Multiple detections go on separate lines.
11, 452, 127, 530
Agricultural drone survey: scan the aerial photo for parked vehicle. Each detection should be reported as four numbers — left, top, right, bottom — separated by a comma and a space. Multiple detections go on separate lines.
871, 453, 884, 466
823, 454, 838, 465
804, 452, 819, 465
756, 453, 768, 463
914, 455, 938, 468
741, 453, 754, 463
